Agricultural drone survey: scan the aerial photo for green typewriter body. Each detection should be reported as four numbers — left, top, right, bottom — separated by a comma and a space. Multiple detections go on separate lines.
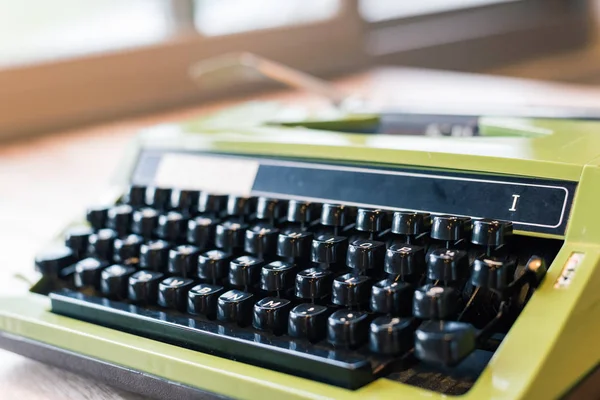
1, 107, 600, 399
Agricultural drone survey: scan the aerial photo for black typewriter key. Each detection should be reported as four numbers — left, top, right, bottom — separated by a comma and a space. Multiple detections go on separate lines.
168, 245, 201, 278
128, 270, 164, 305
327, 309, 370, 348
140, 240, 171, 271
346, 239, 386, 273
228, 256, 264, 288
217, 290, 254, 326
215, 220, 248, 252
64, 226, 94, 259
74, 257, 108, 288
413, 284, 459, 320
188, 283, 224, 318
321, 204, 349, 235
156, 211, 187, 242
198, 193, 227, 214
131, 208, 159, 239
471, 257, 514, 291
107, 204, 133, 237
391, 211, 431, 238
369, 316, 414, 355
146, 187, 172, 211
277, 230, 313, 260
331, 273, 372, 307
311, 235, 347, 266
370, 279, 413, 316
113, 234, 143, 264
288, 303, 329, 342
427, 248, 470, 282
226, 195, 256, 220
256, 197, 286, 225
523, 256, 547, 286
86, 205, 110, 230
355, 209, 387, 238
88, 228, 117, 261
471, 219, 513, 251
261, 261, 295, 293
100, 264, 136, 299
124, 185, 146, 207
431, 215, 471, 243
245, 223, 279, 257
253, 297, 293, 334
384, 244, 425, 278
513, 256, 547, 305
198, 249, 231, 283
287, 200, 320, 228
295, 267, 333, 301
187, 216, 219, 249
157, 276, 195, 311
171, 189, 200, 213
415, 320, 476, 366
35, 245, 75, 275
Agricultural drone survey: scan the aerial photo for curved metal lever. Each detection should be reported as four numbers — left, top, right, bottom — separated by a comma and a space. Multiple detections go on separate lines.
188, 52, 355, 109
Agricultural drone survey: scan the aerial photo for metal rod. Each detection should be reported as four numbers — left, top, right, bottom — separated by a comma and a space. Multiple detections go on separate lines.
189, 52, 350, 107
458, 287, 480, 321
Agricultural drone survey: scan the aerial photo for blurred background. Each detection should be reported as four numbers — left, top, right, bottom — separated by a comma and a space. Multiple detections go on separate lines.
0, 0, 598, 140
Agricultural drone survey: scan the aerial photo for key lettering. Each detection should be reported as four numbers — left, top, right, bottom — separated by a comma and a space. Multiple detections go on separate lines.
427, 287, 444, 296
107, 265, 126, 275
197, 217, 212, 226
223, 292, 244, 301
263, 300, 281, 308
137, 272, 154, 282
483, 258, 503, 266
509, 194, 520, 212
379, 318, 401, 329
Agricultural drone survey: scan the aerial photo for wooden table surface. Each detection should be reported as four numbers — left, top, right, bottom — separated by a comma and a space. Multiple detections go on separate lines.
2, 67, 600, 399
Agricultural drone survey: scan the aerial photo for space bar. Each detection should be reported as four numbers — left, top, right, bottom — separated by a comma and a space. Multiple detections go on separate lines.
49, 289, 376, 389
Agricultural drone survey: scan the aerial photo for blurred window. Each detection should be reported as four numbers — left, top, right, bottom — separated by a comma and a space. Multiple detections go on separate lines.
359, 0, 521, 22
0, 0, 342, 69
0, 0, 590, 140
193, 0, 340, 36
0, 0, 173, 69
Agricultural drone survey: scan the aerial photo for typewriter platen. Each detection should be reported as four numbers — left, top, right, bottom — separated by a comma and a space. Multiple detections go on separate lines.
1, 111, 600, 399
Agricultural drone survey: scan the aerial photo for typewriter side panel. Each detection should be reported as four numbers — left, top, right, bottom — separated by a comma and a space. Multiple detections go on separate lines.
472, 163, 600, 399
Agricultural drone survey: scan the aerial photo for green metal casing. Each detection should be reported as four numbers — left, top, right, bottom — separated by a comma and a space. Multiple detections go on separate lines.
1, 106, 600, 399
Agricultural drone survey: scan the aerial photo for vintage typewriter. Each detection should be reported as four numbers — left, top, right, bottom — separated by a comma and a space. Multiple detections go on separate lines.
1, 58, 599, 399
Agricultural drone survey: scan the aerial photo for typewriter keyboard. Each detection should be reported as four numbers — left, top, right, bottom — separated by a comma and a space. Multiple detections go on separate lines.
35, 186, 561, 394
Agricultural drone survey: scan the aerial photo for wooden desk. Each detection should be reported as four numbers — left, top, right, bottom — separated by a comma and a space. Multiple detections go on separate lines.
2, 67, 600, 399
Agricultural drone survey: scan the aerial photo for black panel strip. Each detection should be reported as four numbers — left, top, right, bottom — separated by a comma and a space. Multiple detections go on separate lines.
251, 160, 575, 235
50, 289, 380, 390
131, 151, 576, 235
